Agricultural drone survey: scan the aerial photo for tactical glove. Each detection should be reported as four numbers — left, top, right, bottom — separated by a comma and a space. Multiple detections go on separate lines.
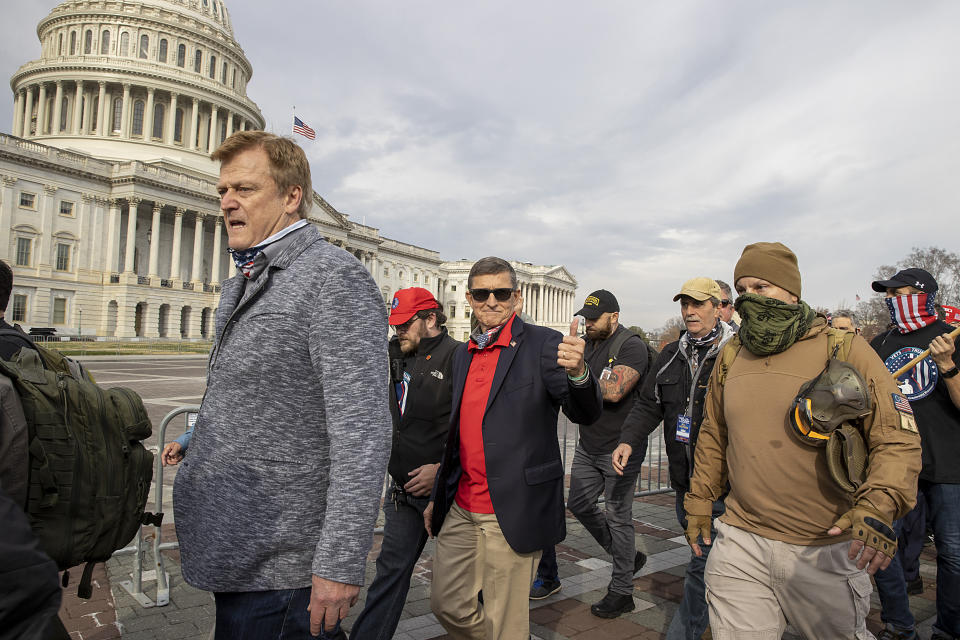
683, 494, 714, 547
832, 505, 897, 560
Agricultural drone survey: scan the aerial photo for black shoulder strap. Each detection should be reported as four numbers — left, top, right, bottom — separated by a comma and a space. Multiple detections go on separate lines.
0, 327, 38, 348
606, 329, 637, 366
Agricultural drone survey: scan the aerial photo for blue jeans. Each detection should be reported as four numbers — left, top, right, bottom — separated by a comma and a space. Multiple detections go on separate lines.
348, 486, 430, 640
214, 588, 342, 639
567, 443, 643, 596
873, 518, 915, 630
923, 481, 960, 638
665, 490, 724, 640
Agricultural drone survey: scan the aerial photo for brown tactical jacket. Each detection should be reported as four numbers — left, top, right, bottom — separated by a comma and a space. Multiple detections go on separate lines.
686, 317, 921, 545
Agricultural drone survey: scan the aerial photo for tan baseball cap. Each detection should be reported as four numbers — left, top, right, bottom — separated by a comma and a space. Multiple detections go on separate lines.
673, 277, 723, 302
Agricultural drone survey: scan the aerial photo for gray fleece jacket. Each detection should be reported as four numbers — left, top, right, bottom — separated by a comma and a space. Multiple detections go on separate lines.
172, 224, 391, 591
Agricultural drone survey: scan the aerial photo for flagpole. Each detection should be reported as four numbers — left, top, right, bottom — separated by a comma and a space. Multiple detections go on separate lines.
292, 105, 296, 135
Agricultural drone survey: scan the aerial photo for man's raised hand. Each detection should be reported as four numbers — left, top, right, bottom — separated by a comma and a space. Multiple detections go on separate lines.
558, 318, 586, 377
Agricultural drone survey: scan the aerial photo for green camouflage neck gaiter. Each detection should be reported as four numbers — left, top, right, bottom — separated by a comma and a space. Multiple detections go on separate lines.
735, 293, 817, 356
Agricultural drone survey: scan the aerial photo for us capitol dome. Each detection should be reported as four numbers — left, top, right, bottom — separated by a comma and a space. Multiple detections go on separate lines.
11, 0, 264, 174
0, 0, 577, 341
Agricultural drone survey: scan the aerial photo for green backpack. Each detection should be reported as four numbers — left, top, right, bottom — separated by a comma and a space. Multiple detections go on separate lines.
0, 331, 156, 599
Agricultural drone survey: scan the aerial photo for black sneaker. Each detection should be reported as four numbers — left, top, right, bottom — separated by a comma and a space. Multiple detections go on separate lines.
529, 576, 562, 600
634, 551, 647, 574
906, 576, 923, 595
590, 590, 635, 618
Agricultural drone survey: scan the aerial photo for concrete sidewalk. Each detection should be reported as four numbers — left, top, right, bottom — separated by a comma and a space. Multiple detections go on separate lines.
57, 490, 943, 640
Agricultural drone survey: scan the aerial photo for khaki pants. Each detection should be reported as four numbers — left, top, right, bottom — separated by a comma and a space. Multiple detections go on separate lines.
430, 503, 540, 640
704, 520, 875, 640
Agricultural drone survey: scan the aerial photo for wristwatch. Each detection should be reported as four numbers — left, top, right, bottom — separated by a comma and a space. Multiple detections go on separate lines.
942, 365, 960, 379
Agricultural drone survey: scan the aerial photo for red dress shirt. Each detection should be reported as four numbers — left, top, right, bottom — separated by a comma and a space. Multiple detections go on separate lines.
454, 314, 516, 514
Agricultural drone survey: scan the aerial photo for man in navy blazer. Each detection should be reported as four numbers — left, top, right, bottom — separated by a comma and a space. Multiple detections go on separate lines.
424, 256, 602, 639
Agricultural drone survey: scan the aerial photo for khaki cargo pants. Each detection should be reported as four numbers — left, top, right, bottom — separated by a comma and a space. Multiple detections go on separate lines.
704, 520, 875, 639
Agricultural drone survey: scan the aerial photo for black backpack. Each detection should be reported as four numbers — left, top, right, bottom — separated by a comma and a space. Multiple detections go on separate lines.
0, 330, 156, 598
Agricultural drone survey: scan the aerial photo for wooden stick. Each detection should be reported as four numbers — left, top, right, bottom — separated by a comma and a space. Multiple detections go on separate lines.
891, 324, 960, 378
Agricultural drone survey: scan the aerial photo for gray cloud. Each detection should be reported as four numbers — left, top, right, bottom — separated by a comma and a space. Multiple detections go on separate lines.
3, 1, 958, 329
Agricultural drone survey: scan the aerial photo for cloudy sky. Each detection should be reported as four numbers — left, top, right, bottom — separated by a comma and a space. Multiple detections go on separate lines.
2, 1, 958, 330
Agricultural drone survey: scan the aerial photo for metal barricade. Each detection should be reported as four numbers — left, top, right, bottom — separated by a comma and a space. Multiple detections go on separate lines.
558, 416, 672, 499
112, 405, 200, 608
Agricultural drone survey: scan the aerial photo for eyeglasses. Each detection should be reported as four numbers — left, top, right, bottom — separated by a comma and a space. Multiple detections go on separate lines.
720, 299, 732, 308
394, 316, 422, 333
468, 288, 515, 302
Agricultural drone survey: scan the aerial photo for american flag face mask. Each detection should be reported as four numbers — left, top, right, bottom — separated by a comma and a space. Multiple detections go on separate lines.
885, 293, 937, 334
229, 245, 264, 278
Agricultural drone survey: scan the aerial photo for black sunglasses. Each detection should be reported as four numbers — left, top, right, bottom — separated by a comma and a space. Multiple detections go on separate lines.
720, 299, 732, 307
394, 316, 421, 333
469, 288, 515, 302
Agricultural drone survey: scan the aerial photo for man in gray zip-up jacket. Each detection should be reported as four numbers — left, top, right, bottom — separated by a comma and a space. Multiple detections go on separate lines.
173, 132, 391, 639
612, 277, 734, 640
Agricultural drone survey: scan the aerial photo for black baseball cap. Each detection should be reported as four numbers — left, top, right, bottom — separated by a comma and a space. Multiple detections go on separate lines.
871, 268, 938, 295
575, 289, 619, 319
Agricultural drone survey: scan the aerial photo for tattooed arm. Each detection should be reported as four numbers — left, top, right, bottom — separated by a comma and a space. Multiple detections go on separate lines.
599, 365, 641, 402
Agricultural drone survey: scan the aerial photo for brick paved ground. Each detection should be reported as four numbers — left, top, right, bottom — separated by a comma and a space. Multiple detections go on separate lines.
54, 357, 943, 639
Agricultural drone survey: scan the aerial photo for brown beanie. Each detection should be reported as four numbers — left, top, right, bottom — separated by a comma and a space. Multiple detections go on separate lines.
733, 242, 802, 299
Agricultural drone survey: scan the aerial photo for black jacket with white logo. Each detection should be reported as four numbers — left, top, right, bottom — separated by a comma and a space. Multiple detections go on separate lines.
388, 329, 460, 487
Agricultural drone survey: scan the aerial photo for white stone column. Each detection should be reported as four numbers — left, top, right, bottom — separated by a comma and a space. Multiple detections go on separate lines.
124, 197, 139, 273
166, 92, 178, 145
96, 81, 107, 136
143, 87, 155, 141
189, 97, 199, 150
23, 87, 35, 136
105, 198, 121, 274
12, 90, 24, 137
536, 285, 544, 323
0, 176, 17, 256
225, 111, 234, 139
120, 83, 131, 138
81, 85, 94, 135
72, 81, 83, 135
241, 119, 248, 131
51, 82, 63, 134
170, 207, 184, 281
210, 217, 222, 284
207, 105, 218, 152
148, 202, 161, 277
36, 84, 48, 135
39, 184, 57, 267
191, 213, 204, 283
80, 194, 96, 271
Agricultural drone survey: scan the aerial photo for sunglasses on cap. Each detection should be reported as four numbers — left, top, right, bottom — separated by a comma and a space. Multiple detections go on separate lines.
469, 288, 515, 302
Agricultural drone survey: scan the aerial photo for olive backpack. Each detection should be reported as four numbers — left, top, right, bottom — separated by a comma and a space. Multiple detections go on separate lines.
0, 329, 157, 598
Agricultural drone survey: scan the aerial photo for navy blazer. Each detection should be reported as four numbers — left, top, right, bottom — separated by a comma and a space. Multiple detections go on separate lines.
431, 315, 603, 553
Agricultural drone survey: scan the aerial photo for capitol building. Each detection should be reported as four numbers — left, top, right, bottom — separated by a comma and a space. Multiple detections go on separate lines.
1, 0, 577, 342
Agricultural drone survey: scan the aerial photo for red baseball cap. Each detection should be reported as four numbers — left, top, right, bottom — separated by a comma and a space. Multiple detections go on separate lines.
389, 287, 441, 325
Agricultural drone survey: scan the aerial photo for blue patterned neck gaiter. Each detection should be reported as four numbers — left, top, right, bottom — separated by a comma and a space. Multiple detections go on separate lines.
471, 322, 506, 349
229, 246, 264, 278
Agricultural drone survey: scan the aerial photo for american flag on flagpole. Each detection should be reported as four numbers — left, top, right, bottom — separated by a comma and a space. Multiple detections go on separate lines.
292, 116, 316, 140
